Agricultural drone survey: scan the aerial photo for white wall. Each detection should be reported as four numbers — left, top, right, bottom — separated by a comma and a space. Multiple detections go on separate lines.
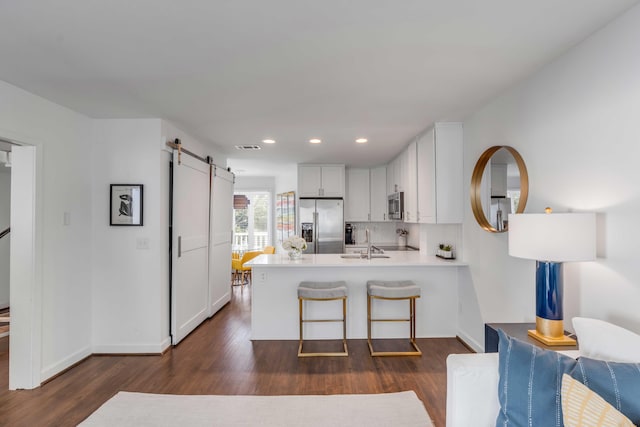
0, 79, 231, 380
0, 167, 10, 309
459, 3, 640, 350
90, 119, 228, 353
91, 119, 167, 353
0, 79, 93, 380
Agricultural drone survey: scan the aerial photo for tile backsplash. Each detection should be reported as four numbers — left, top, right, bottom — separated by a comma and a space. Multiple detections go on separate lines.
346, 221, 462, 258
348, 222, 419, 246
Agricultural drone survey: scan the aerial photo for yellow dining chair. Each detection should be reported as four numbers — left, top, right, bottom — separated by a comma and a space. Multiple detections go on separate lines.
263, 245, 276, 254
231, 251, 242, 285
231, 250, 263, 288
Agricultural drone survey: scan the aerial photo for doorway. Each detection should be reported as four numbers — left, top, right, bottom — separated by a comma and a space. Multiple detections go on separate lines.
233, 192, 271, 251
0, 136, 40, 390
0, 145, 11, 347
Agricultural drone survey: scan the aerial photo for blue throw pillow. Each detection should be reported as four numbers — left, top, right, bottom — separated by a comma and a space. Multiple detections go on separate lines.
496, 329, 640, 426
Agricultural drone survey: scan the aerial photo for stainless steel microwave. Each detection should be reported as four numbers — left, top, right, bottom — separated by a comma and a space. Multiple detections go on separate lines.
387, 192, 404, 220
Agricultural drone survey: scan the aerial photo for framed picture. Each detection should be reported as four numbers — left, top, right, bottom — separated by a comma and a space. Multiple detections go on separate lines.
110, 184, 143, 226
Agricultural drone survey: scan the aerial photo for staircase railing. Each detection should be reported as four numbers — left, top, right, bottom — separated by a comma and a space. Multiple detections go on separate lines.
0, 227, 9, 240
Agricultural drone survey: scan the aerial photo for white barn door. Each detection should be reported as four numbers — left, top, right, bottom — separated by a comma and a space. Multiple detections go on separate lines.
208, 167, 234, 316
171, 151, 210, 345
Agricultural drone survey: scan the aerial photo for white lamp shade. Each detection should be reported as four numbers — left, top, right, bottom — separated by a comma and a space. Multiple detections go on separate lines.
508, 213, 596, 262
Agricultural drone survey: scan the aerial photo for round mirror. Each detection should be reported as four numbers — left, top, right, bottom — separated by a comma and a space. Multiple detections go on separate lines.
470, 146, 529, 233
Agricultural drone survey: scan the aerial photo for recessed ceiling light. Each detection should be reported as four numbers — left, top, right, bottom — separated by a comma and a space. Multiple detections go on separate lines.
235, 145, 261, 150
356, 138, 368, 143
309, 138, 322, 144
262, 139, 276, 144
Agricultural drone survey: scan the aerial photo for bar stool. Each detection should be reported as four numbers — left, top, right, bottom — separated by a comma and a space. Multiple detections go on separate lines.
367, 280, 422, 356
297, 281, 349, 357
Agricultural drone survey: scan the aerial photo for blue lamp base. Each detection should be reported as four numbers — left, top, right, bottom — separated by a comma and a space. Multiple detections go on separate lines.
527, 261, 577, 346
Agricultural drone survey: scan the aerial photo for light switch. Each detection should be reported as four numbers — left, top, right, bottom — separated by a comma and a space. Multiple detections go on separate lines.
63, 212, 71, 226
136, 237, 150, 250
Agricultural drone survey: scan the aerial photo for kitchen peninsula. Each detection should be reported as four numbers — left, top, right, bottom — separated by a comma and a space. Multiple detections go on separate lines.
247, 252, 466, 340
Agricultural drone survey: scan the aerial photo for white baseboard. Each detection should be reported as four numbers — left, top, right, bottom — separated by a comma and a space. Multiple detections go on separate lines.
457, 329, 483, 353
92, 340, 170, 354
40, 345, 91, 382
210, 293, 230, 316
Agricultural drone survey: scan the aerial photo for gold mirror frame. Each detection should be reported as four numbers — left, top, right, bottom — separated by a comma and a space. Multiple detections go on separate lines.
470, 146, 529, 233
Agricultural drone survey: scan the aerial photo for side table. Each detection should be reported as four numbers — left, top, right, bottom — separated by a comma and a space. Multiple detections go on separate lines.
485, 323, 578, 353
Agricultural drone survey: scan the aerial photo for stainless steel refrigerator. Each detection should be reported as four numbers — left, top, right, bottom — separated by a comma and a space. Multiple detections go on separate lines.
299, 198, 344, 254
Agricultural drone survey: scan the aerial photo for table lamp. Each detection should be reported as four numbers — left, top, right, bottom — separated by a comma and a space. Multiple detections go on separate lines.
508, 209, 596, 345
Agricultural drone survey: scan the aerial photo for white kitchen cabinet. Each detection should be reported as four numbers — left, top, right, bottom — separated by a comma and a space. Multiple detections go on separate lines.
404, 140, 418, 223
369, 166, 388, 221
417, 123, 463, 224
346, 166, 389, 222
298, 164, 345, 197
417, 128, 437, 223
387, 152, 405, 195
386, 160, 396, 195
345, 168, 370, 221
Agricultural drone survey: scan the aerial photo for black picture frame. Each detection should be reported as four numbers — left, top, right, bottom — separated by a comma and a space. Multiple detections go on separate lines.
110, 184, 144, 226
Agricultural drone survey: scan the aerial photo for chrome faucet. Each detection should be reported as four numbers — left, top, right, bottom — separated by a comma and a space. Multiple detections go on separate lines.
365, 228, 384, 259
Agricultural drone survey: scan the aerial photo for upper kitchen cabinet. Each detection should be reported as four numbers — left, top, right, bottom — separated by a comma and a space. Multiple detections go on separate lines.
298, 164, 345, 198
387, 150, 407, 195
345, 166, 389, 222
369, 166, 388, 221
404, 140, 418, 223
386, 159, 396, 195
417, 123, 464, 224
345, 168, 370, 221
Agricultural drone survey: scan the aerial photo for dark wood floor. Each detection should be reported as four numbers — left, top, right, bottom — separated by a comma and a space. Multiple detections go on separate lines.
0, 287, 471, 426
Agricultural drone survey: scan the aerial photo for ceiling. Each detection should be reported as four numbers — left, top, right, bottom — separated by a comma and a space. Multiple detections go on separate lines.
0, 1, 637, 176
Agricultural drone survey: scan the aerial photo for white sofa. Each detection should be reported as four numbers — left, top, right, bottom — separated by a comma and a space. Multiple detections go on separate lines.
445, 350, 580, 427
446, 317, 640, 427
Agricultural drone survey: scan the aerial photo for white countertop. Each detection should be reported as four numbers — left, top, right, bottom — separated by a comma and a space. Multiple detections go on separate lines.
246, 251, 466, 268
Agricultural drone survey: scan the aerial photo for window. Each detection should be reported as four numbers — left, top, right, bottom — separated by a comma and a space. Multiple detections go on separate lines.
233, 192, 270, 250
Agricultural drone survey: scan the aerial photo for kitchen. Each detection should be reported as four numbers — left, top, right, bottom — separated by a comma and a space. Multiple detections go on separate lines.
244, 122, 466, 341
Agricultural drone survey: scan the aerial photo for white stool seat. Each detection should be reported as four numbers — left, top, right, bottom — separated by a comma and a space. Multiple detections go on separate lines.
367, 280, 420, 299
298, 281, 348, 299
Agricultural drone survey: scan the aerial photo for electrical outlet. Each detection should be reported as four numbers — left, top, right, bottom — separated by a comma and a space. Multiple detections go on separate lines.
136, 237, 150, 250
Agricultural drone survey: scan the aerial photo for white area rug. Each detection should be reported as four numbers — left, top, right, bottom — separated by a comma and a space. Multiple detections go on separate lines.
80, 390, 433, 426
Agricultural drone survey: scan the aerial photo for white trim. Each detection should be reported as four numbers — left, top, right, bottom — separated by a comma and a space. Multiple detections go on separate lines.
40, 345, 91, 382
210, 294, 230, 316
92, 338, 171, 354
456, 330, 483, 353
9, 144, 43, 389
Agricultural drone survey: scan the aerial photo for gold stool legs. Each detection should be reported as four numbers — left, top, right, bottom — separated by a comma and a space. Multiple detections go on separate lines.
367, 295, 422, 356
298, 296, 348, 357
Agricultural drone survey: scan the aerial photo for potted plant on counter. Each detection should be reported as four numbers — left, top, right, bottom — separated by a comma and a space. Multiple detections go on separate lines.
436, 244, 455, 259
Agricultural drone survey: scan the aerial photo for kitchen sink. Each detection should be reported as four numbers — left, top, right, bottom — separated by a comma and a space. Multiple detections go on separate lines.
340, 253, 390, 259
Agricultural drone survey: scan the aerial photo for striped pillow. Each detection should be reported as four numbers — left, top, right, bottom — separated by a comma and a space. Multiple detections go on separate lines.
561, 374, 634, 427
496, 329, 640, 426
